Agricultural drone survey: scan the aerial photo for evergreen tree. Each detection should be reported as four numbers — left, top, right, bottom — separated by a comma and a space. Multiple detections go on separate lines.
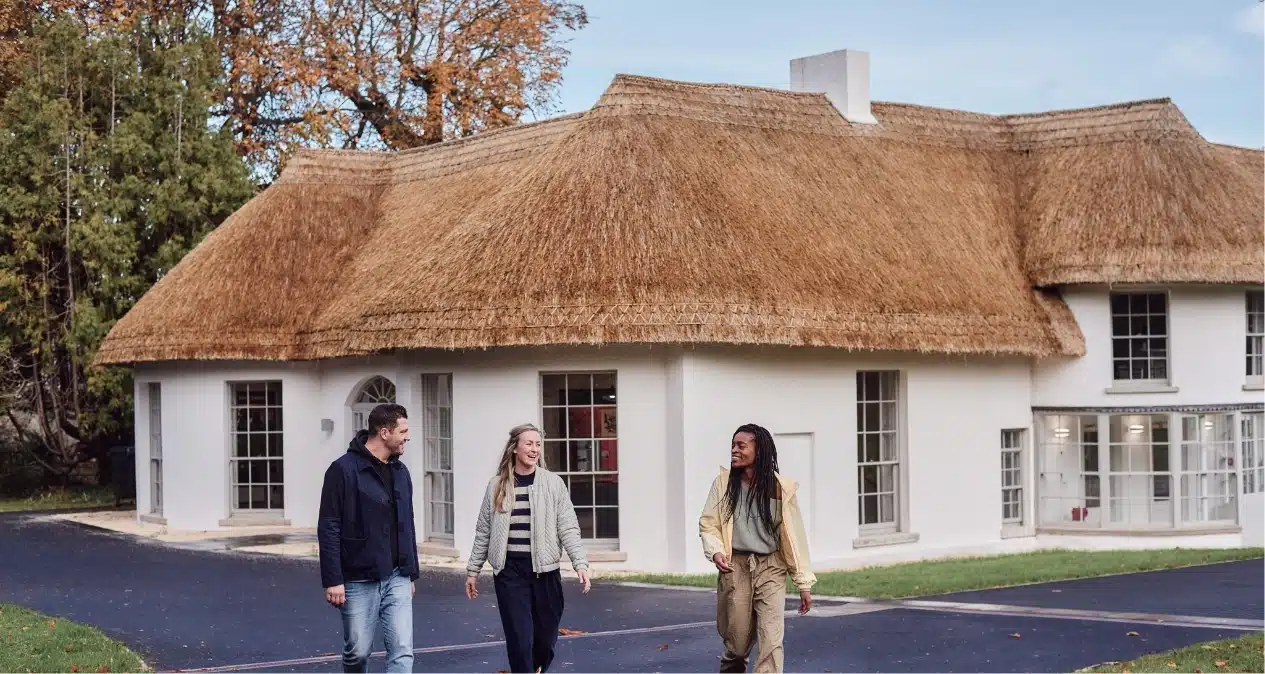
0, 15, 255, 480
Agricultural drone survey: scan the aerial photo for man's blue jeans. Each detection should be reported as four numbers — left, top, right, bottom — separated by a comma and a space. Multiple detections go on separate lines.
340, 567, 414, 673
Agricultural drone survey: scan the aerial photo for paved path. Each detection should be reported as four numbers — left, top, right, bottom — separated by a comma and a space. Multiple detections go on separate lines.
0, 513, 1260, 673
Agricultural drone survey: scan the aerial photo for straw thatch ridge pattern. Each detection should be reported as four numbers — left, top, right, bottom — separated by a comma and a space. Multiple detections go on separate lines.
96, 74, 1261, 365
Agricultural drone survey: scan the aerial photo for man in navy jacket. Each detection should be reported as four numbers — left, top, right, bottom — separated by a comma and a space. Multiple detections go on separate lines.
319, 403, 420, 673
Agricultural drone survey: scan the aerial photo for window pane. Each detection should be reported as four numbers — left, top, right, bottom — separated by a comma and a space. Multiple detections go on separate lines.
269, 433, 284, 457
592, 373, 616, 404
235, 409, 249, 433
249, 434, 267, 457
266, 382, 282, 406
1111, 316, 1128, 336
1112, 340, 1128, 358
1129, 316, 1148, 336
595, 475, 618, 506
880, 429, 900, 462
879, 372, 895, 400
569, 475, 594, 506
595, 508, 619, 539
864, 402, 879, 432
566, 374, 592, 405
544, 441, 567, 471
1110, 293, 1129, 314
1149, 315, 1166, 336
1129, 294, 1148, 313
879, 465, 895, 492
542, 408, 565, 439
576, 508, 595, 538
541, 375, 567, 406
860, 494, 878, 525
595, 407, 617, 438
1148, 293, 1165, 313
568, 407, 593, 438
569, 440, 594, 472
598, 440, 618, 471
266, 408, 282, 432
879, 494, 896, 523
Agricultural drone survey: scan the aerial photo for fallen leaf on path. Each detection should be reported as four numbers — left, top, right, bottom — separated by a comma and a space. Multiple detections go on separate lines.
657, 644, 669, 650
1215, 660, 1228, 669
1127, 631, 1139, 637
1008, 633, 1021, 639
558, 628, 586, 636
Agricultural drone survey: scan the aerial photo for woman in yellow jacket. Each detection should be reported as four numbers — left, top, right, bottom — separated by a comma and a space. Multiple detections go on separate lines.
699, 423, 816, 674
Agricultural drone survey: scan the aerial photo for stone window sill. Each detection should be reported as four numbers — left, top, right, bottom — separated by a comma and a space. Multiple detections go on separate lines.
564, 549, 628, 564
1244, 382, 1264, 392
419, 542, 459, 558
218, 514, 291, 527
1104, 382, 1179, 395
852, 532, 920, 549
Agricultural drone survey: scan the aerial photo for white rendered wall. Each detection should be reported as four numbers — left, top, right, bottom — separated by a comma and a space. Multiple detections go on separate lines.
314, 347, 673, 570
1243, 492, 1265, 547
674, 347, 1036, 574
1034, 285, 1263, 408
132, 361, 322, 531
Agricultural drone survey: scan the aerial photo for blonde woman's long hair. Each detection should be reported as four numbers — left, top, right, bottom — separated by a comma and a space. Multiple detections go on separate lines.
493, 423, 548, 513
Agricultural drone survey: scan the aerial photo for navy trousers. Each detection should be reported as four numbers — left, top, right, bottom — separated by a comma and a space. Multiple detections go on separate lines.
494, 555, 565, 673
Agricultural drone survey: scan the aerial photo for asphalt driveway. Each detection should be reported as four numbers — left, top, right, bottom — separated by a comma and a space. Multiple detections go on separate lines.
0, 513, 1260, 673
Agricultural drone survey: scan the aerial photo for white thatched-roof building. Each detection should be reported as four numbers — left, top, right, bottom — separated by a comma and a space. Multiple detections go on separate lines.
97, 49, 1264, 571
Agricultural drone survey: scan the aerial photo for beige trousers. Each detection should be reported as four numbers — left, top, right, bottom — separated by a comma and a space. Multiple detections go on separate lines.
716, 551, 787, 673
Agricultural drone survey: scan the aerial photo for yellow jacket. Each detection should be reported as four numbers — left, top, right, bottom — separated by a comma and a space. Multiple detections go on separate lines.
698, 467, 817, 592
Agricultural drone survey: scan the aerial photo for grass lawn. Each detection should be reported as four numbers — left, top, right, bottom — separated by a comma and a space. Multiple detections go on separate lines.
0, 486, 116, 513
1083, 631, 1264, 673
0, 603, 147, 673
613, 547, 1265, 599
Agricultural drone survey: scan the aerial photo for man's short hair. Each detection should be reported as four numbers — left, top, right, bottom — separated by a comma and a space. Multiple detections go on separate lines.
368, 404, 408, 434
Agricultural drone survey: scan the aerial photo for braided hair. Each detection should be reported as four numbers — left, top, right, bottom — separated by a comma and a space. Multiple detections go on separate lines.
724, 423, 780, 536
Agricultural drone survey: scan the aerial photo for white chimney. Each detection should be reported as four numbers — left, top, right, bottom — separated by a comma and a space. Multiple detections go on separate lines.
789, 48, 877, 125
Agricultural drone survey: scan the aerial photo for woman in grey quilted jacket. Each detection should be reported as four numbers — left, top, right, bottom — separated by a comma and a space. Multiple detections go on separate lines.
464, 423, 591, 673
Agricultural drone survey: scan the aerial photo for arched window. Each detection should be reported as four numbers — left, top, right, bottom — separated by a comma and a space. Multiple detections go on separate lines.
352, 376, 396, 431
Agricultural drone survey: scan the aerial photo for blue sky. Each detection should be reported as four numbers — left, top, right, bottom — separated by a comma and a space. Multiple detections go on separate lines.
552, 0, 1265, 148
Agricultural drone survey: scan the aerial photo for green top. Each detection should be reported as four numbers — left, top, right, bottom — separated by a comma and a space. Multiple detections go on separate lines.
731, 484, 782, 555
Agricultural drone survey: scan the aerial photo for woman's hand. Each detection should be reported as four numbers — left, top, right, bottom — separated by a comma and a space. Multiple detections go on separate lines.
465, 574, 479, 600
712, 552, 733, 574
577, 568, 591, 594
798, 590, 813, 615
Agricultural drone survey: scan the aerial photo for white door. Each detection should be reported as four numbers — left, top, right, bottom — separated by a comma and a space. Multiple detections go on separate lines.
775, 433, 815, 538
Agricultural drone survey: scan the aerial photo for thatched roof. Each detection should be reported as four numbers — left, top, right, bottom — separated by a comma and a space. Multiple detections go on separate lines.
95, 75, 1263, 365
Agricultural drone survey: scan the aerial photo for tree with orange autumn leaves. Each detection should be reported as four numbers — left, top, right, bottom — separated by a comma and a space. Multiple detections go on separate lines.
3, 0, 588, 179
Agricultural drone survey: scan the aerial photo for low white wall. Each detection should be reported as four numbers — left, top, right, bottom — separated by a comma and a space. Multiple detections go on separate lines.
1243, 492, 1265, 548
1034, 285, 1262, 408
